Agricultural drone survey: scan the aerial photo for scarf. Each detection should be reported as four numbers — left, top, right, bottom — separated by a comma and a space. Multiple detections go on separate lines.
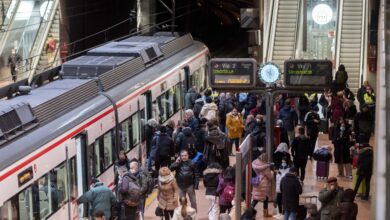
158, 173, 174, 183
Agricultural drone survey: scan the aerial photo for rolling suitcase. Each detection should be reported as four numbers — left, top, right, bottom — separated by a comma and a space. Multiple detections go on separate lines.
316, 161, 329, 179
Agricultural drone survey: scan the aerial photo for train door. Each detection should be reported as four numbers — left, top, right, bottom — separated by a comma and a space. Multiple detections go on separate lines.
143, 90, 152, 121
75, 133, 89, 218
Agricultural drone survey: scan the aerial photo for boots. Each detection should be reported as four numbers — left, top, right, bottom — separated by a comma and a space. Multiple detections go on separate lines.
263, 209, 272, 217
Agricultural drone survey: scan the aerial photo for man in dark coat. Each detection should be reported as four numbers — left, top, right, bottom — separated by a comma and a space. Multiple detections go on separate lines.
185, 87, 197, 109
280, 167, 302, 219
354, 143, 373, 200
203, 119, 229, 168
354, 104, 374, 143
170, 150, 200, 210
332, 188, 358, 220
145, 119, 158, 158
153, 125, 174, 170
8, 49, 22, 82
291, 127, 310, 181
333, 119, 352, 177
278, 99, 298, 146
319, 177, 344, 220
192, 94, 204, 118
304, 106, 320, 159
185, 109, 199, 132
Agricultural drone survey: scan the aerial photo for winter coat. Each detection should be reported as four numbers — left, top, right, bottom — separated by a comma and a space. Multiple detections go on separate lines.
77, 182, 116, 218
251, 159, 273, 201
177, 127, 197, 157
200, 102, 218, 120
280, 173, 303, 212
335, 70, 348, 85
278, 105, 298, 131
330, 96, 345, 123
298, 95, 310, 121
344, 105, 357, 120
333, 124, 352, 164
193, 98, 204, 118
332, 202, 358, 220
305, 111, 320, 137
203, 168, 222, 196
203, 126, 228, 168
244, 119, 257, 137
187, 117, 199, 133
226, 112, 244, 139
291, 135, 310, 160
356, 86, 367, 106
357, 145, 373, 176
354, 111, 374, 135
166, 125, 175, 138
145, 124, 155, 155
134, 170, 149, 198
194, 126, 207, 153
216, 175, 235, 206
185, 88, 196, 110
170, 160, 199, 189
152, 132, 174, 157
218, 98, 234, 122
319, 187, 344, 220
158, 176, 179, 211
275, 167, 289, 193
273, 142, 292, 168
172, 205, 197, 220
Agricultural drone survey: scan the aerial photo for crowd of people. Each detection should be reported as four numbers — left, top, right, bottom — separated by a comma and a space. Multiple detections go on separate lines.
76, 65, 374, 220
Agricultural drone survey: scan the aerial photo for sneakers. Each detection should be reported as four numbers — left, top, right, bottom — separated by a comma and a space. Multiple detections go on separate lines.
273, 213, 284, 219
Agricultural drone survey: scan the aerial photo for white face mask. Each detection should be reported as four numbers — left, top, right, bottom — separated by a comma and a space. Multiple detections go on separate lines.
340, 126, 345, 131
281, 162, 287, 167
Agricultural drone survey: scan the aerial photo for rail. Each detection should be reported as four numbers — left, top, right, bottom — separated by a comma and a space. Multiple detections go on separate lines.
359, 0, 368, 86
27, 0, 59, 84
0, 0, 20, 54
293, 0, 302, 59
266, 0, 279, 62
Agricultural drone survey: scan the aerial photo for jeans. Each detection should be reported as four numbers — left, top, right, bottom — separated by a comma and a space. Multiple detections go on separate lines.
206, 195, 220, 220
284, 210, 297, 220
229, 138, 240, 154
294, 158, 308, 181
179, 185, 197, 210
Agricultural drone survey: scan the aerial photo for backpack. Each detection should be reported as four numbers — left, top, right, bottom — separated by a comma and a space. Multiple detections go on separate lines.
239, 93, 248, 103
222, 184, 235, 204
122, 175, 142, 206
184, 136, 197, 158
141, 169, 155, 195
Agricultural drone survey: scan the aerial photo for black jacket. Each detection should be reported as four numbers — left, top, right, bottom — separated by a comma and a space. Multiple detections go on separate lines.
354, 111, 374, 135
170, 160, 199, 189
357, 145, 373, 176
166, 125, 174, 138
193, 98, 204, 118
152, 133, 174, 157
203, 126, 228, 168
194, 126, 207, 153
333, 124, 352, 164
344, 105, 357, 120
177, 127, 197, 157
305, 111, 320, 136
203, 168, 221, 196
280, 173, 302, 212
291, 135, 310, 160
145, 124, 155, 154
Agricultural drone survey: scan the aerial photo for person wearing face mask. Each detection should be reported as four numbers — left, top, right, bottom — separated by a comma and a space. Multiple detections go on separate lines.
333, 117, 352, 178
129, 159, 149, 217
319, 177, 344, 220
115, 151, 130, 188
226, 107, 245, 156
274, 158, 290, 219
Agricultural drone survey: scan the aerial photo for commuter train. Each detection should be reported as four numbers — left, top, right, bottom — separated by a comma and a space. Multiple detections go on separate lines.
0, 33, 209, 219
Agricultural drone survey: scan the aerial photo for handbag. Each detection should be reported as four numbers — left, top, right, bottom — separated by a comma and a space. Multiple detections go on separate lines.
155, 206, 164, 217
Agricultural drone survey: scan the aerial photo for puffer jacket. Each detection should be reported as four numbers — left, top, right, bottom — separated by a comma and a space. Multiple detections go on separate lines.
158, 176, 179, 210
252, 159, 273, 201
170, 160, 199, 189
226, 112, 244, 139
77, 182, 116, 218
200, 102, 218, 120
216, 175, 235, 206
172, 205, 197, 220
152, 132, 174, 157
203, 168, 222, 196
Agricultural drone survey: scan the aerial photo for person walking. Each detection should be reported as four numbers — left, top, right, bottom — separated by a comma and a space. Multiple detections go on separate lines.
334, 64, 349, 93
330, 91, 345, 124
170, 150, 199, 210
273, 142, 292, 169
332, 188, 358, 220
217, 166, 235, 214
203, 162, 222, 220
333, 118, 352, 178
185, 109, 199, 132
304, 106, 320, 159
153, 125, 175, 170
291, 127, 310, 182
319, 177, 344, 220
251, 153, 274, 218
226, 107, 244, 156
157, 167, 179, 220
203, 119, 229, 169
172, 196, 197, 220
200, 96, 218, 120
274, 158, 290, 219
77, 178, 116, 219
280, 167, 303, 220
354, 104, 374, 144
145, 119, 159, 162
7, 49, 22, 82
354, 143, 373, 200
129, 159, 149, 217
278, 99, 298, 146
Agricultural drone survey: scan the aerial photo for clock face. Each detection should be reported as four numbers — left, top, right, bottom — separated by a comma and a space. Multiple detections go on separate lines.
259, 63, 280, 84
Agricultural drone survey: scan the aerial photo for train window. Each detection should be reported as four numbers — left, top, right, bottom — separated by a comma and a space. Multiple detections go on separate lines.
18, 185, 36, 219
140, 110, 145, 142
131, 113, 139, 148
191, 66, 206, 92
174, 84, 181, 112
0, 198, 17, 220
103, 132, 113, 169
54, 164, 68, 208
38, 175, 53, 219
69, 158, 78, 201
157, 84, 182, 123
121, 121, 130, 151
94, 140, 102, 176
157, 95, 167, 122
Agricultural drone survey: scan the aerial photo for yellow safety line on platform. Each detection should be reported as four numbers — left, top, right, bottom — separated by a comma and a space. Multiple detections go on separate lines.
145, 190, 158, 208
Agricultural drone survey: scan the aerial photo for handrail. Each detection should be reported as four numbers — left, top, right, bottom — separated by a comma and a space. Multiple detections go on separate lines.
293, 0, 302, 59
266, 0, 279, 62
27, 0, 59, 84
1, 0, 15, 27
335, 0, 344, 71
359, 0, 368, 87
0, 0, 21, 54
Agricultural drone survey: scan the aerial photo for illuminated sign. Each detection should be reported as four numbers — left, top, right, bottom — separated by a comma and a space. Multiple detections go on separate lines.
209, 58, 257, 89
18, 166, 34, 187
284, 60, 332, 88
312, 4, 333, 25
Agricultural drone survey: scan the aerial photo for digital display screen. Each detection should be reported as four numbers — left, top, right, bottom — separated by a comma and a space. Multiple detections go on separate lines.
284, 60, 332, 88
18, 166, 33, 187
209, 58, 257, 89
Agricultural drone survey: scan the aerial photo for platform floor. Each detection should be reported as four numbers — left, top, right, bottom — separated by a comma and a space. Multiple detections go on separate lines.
143, 133, 373, 219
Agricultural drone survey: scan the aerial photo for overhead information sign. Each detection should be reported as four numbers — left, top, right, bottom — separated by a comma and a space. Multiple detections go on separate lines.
284, 59, 332, 88
209, 58, 257, 89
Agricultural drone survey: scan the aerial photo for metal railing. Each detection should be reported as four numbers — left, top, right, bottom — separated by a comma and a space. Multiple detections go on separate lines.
266, 0, 279, 62
293, 0, 303, 59
335, 0, 344, 69
0, 0, 20, 53
359, 0, 368, 86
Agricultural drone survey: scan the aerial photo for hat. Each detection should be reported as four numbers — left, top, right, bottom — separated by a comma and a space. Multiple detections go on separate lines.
147, 119, 158, 128
327, 177, 337, 183
159, 167, 171, 177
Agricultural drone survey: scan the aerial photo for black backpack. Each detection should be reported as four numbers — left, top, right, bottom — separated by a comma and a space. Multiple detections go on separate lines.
184, 136, 197, 158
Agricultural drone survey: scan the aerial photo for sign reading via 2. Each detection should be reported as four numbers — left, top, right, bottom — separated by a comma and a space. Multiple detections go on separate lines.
209, 58, 257, 89
284, 59, 333, 88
